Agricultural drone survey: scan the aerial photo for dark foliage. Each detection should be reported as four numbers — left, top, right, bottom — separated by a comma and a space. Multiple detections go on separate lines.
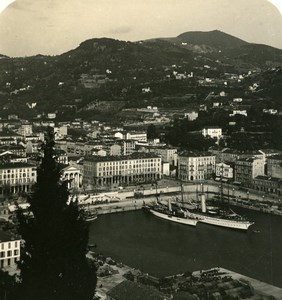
15, 127, 97, 300
147, 124, 159, 140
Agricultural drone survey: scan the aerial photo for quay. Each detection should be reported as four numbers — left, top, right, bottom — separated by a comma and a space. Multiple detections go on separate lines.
80, 180, 282, 217
90, 251, 282, 300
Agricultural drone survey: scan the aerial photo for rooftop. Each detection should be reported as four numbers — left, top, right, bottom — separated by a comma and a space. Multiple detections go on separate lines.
84, 152, 161, 162
0, 162, 35, 170
107, 280, 166, 300
179, 151, 214, 158
0, 230, 20, 243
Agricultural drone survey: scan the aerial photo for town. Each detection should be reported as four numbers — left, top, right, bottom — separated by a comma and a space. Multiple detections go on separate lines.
0, 25, 282, 300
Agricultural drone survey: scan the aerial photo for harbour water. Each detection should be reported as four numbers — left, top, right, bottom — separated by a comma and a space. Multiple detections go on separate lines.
89, 207, 282, 288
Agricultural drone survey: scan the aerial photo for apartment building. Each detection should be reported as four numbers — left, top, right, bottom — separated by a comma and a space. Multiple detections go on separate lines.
125, 131, 147, 142
0, 162, 37, 196
83, 153, 162, 188
234, 157, 264, 187
215, 162, 234, 180
0, 231, 21, 270
178, 152, 216, 181
267, 155, 282, 179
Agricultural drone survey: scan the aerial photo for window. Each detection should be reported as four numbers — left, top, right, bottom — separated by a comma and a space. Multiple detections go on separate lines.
14, 250, 19, 256
0, 251, 5, 258
8, 242, 11, 249
7, 250, 12, 257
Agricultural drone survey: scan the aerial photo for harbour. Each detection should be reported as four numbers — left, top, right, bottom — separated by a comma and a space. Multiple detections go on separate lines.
89, 208, 282, 289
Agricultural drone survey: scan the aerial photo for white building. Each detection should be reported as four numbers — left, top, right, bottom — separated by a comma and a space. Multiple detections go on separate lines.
229, 110, 247, 117
61, 165, 82, 190
0, 162, 37, 196
178, 152, 216, 181
83, 153, 162, 187
0, 231, 21, 271
202, 127, 222, 139
215, 162, 233, 180
125, 131, 147, 142
184, 111, 198, 121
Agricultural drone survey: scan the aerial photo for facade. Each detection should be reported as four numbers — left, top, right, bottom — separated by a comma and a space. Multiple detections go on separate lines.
60, 165, 82, 190
251, 176, 282, 196
55, 149, 69, 164
234, 157, 264, 187
178, 152, 216, 181
215, 162, 233, 179
0, 231, 21, 270
18, 124, 33, 137
83, 153, 162, 188
152, 147, 177, 165
0, 162, 37, 196
125, 131, 147, 142
139, 146, 177, 165
202, 127, 222, 139
267, 155, 282, 179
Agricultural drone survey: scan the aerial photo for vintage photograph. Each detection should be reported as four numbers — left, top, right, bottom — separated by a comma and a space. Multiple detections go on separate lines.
0, 0, 282, 299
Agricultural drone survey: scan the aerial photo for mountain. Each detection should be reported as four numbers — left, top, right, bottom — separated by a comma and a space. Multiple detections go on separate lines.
0, 30, 282, 119
144, 30, 282, 65
174, 30, 248, 49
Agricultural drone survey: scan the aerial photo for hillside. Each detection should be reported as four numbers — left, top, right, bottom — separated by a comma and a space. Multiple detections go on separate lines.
0, 30, 281, 119
175, 30, 248, 49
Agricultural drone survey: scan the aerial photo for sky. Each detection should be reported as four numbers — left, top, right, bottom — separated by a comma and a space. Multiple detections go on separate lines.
0, 0, 281, 57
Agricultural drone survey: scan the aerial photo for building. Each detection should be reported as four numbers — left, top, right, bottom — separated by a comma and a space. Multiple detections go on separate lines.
60, 165, 82, 190
202, 127, 222, 139
0, 231, 21, 270
125, 131, 147, 142
83, 153, 162, 188
55, 149, 68, 165
178, 152, 216, 181
234, 157, 264, 187
229, 110, 247, 117
106, 280, 167, 300
184, 111, 198, 121
251, 176, 282, 196
139, 146, 177, 165
267, 155, 282, 179
18, 123, 33, 137
215, 162, 234, 180
0, 162, 37, 196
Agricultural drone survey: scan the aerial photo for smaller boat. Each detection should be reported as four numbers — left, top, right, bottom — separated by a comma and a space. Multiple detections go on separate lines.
85, 210, 98, 222
83, 203, 98, 222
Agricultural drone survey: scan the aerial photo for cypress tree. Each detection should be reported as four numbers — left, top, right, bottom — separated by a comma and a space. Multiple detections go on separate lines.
16, 127, 97, 300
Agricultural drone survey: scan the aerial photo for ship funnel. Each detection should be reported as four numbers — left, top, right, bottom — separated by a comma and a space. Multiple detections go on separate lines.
168, 199, 172, 211
201, 194, 206, 213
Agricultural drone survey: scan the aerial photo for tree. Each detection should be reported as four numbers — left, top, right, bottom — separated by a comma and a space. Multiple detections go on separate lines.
16, 127, 97, 300
147, 124, 158, 140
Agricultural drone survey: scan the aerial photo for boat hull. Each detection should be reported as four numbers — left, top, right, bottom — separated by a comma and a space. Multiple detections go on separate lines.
188, 212, 253, 230
149, 209, 198, 227
86, 216, 97, 222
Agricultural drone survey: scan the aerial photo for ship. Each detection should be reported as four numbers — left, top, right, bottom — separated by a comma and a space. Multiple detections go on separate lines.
144, 200, 198, 227
186, 193, 254, 231
85, 210, 98, 222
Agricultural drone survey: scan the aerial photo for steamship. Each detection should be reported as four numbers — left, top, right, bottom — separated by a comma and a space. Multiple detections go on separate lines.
144, 200, 198, 227
186, 193, 254, 231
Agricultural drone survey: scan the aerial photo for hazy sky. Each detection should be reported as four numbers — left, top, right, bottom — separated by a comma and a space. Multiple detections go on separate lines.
0, 0, 281, 57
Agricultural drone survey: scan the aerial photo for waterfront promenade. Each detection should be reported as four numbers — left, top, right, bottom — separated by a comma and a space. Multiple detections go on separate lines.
78, 179, 282, 217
